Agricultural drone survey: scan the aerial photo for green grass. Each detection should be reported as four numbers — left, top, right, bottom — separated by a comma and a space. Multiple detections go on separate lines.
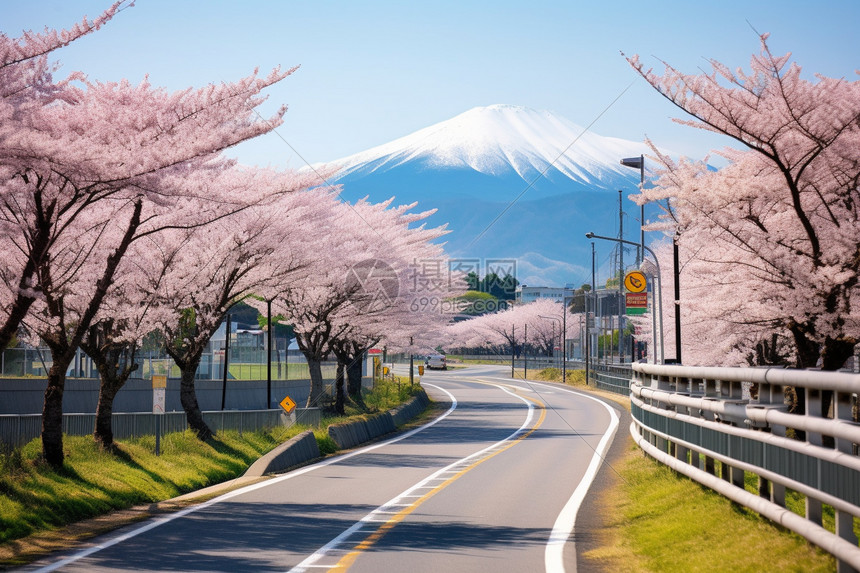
226, 362, 338, 381
0, 427, 301, 546
585, 445, 836, 572
361, 376, 422, 412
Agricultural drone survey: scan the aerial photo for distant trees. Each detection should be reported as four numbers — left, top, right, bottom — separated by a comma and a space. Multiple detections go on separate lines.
465, 271, 519, 301
447, 298, 578, 356
627, 34, 860, 371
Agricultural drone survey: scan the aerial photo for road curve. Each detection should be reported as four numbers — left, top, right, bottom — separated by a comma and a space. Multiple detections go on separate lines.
21, 365, 620, 573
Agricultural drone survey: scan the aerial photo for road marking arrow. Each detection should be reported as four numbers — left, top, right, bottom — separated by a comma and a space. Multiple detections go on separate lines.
279, 395, 296, 414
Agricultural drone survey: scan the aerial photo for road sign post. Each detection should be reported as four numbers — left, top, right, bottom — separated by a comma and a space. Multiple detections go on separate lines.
152, 375, 167, 456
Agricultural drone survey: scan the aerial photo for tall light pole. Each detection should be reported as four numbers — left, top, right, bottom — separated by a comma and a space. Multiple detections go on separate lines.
620, 154, 682, 365
672, 233, 682, 364
620, 155, 645, 266
618, 189, 624, 363
586, 232, 665, 364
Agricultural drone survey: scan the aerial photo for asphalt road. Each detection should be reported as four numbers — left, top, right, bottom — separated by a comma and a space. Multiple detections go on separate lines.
21, 365, 622, 573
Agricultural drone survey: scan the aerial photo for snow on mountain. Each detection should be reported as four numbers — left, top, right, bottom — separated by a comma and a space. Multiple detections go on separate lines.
324, 104, 649, 189
312, 105, 660, 287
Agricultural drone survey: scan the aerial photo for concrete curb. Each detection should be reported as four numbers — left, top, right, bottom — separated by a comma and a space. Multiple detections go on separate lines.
243, 430, 320, 477
243, 388, 432, 477
328, 412, 396, 450
389, 388, 430, 426
327, 388, 431, 449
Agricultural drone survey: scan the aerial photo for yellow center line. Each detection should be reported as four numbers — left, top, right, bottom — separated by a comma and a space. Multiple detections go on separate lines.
331, 383, 546, 571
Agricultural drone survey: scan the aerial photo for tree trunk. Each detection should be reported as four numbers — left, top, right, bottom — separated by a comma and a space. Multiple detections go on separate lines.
83, 332, 139, 448
821, 336, 855, 371
41, 361, 67, 468
306, 357, 325, 408
347, 355, 364, 400
179, 357, 213, 440
789, 323, 821, 369
94, 380, 120, 447
0, 292, 36, 355
335, 362, 345, 415
0, 207, 51, 351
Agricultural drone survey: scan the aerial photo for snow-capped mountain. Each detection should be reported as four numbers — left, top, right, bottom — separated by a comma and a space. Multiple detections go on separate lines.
318, 105, 658, 287
329, 104, 647, 189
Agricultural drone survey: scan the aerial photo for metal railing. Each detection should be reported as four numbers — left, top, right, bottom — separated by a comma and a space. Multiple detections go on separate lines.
591, 363, 632, 395
630, 363, 860, 571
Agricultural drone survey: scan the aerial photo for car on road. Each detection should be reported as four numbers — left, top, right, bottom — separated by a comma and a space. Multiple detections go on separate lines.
424, 354, 447, 370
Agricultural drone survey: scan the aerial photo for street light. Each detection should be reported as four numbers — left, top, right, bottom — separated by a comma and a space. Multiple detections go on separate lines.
620, 154, 682, 364
620, 155, 645, 266
585, 232, 664, 364
539, 315, 563, 382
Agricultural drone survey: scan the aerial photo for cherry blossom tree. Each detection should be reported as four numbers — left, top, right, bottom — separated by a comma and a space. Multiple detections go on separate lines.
78, 231, 178, 448
324, 218, 465, 412
0, 6, 304, 465
0, 51, 297, 354
154, 182, 332, 439
447, 298, 577, 359
627, 34, 860, 371
0, 2, 127, 351
261, 196, 454, 409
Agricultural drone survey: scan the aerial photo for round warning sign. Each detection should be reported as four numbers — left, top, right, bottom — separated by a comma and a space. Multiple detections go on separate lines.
624, 271, 647, 293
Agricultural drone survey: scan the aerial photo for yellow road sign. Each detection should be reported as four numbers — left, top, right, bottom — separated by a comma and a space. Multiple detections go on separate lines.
279, 395, 297, 414
152, 375, 167, 389
624, 271, 647, 293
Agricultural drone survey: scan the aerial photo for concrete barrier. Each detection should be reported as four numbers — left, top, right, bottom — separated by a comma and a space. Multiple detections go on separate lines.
389, 389, 430, 426
328, 413, 394, 450
242, 388, 433, 476
327, 389, 431, 449
244, 430, 320, 477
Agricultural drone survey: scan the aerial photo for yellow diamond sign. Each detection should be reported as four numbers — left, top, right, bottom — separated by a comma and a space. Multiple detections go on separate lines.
279, 395, 297, 414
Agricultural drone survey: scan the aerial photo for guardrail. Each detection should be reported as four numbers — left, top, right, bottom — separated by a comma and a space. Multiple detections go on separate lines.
591, 363, 632, 395
0, 408, 321, 448
630, 363, 860, 571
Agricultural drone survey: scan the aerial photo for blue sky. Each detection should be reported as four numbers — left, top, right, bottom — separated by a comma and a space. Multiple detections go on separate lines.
5, 1, 859, 170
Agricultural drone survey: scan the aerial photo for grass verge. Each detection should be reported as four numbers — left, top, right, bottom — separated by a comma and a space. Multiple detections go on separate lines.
0, 427, 295, 566
0, 376, 422, 565
584, 444, 835, 572
531, 366, 838, 572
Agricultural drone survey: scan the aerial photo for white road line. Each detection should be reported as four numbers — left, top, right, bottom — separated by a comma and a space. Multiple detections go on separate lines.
442, 369, 624, 573
30, 383, 459, 573
503, 378, 621, 573
288, 383, 536, 573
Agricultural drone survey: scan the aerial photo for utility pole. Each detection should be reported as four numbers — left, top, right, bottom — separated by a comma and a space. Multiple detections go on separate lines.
221, 314, 231, 411
562, 303, 567, 383
267, 299, 272, 408
524, 323, 528, 380
673, 234, 682, 364
618, 189, 624, 363
588, 243, 596, 384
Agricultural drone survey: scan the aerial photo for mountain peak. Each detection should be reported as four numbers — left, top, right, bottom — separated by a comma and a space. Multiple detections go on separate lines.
324, 104, 649, 186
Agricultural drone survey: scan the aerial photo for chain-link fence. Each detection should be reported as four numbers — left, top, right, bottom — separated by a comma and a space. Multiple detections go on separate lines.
0, 345, 338, 381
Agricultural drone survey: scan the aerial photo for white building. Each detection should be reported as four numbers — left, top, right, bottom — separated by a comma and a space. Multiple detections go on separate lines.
515, 285, 576, 304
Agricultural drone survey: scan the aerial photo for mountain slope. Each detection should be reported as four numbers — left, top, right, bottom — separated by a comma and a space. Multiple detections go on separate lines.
318, 105, 657, 286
